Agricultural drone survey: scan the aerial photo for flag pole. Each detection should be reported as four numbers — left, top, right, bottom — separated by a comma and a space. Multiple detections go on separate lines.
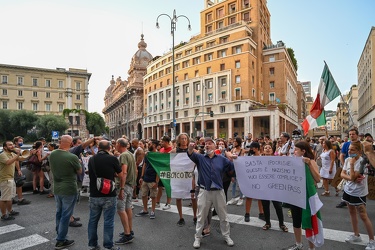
323, 61, 355, 128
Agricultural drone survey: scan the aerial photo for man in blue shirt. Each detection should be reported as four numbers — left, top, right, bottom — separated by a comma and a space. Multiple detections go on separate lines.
187, 137, 234, 249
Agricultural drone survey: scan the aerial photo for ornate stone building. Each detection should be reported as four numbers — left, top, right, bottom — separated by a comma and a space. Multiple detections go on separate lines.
103, 35, 153, 139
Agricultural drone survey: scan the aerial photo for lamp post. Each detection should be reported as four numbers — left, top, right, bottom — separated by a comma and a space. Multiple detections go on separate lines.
156, 9, 191, 139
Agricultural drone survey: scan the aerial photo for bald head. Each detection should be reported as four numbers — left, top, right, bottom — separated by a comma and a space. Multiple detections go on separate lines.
98, 140, 111, 151
60, 135, 73, 150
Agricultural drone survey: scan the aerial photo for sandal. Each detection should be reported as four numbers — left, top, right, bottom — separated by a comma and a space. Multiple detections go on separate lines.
321, 191, 330, 196
335, 189, 339, 196
262, 224, 271, 230
280, 224, 288, 232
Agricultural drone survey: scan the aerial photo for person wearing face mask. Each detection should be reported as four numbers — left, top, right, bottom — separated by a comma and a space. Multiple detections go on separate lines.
340, 141, 375, 250
188, 137, 235, 249
228, 137, 245, 206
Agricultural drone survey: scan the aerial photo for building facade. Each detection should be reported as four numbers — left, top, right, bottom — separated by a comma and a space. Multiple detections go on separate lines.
0, 64, 91, 137
143, 0, 299, 140
358, 26, 375, 135
102, 35, 153, 139
347, 85, 358, 130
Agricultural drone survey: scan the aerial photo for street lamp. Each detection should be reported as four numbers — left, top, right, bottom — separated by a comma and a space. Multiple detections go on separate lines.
156, 9, 191, 139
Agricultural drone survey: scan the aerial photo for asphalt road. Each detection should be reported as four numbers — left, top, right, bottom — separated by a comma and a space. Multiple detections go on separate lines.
0, 184, 374, 250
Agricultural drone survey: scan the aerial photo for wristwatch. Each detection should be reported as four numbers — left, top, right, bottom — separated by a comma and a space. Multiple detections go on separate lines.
120, 187, 125, 190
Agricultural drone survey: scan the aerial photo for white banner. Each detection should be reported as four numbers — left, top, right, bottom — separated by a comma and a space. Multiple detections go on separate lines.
170, 153, 195, 199
81, 156, 91, 187
234, 156, 306, 209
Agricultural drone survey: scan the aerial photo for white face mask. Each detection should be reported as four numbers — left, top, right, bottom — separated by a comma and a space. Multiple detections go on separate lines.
205, 149, 214, 155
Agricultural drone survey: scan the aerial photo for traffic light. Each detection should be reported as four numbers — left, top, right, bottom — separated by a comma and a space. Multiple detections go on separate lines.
209, 111, 214, 117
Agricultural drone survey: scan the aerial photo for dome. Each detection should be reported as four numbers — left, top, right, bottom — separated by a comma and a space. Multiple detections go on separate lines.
131, 34, 153, 68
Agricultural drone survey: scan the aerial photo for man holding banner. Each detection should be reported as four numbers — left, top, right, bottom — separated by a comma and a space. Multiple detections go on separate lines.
187, 137, 235, 249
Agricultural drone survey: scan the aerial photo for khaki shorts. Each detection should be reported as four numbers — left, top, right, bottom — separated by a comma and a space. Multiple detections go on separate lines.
0, 180, 16, 201
140, 181, 158, 198
117, 185, 133, 211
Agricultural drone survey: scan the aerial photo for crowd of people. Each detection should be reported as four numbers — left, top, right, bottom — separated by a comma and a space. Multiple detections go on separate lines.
0, 129, 374, 250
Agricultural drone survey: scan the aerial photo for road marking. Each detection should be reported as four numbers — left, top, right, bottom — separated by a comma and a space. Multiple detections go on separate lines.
133, 201, 368, 246
0, 234, 49, 250
0, 224, 24, 235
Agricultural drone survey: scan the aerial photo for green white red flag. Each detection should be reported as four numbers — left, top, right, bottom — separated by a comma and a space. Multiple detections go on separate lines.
302, 164, 324, 247
146, 152, 195, 199
302, 63, 340, 135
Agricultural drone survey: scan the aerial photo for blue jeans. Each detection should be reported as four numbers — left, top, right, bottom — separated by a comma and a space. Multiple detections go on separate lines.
88, 196, 117, 249
54, 194, 77, 242
231, 178, 243, 198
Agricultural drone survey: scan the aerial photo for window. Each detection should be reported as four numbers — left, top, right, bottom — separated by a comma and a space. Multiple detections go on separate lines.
185, 49, 192, 55
17, 102, 23, 110
2, 101, 8, 109
176, 53, 182, 59
196, 95, 200, 103
167, 113, 170, 119
243, 12, 250, 21
59, 104, 64, 112
176, 100, 180, 107
220, 106, 226, 113
32, 78, 38, 86
207, 67, 211, 74
218, 49, 226, 58
195, 70, 199, 77
269, 67, 275, 75
205, 53, 213, 61
206, 12, 212, 22
229, 16, 236, 24
269, 55, 275, 62
76, 94, 80, 100
76, 82, 81, 90
184, 111, 188, 117
33, 91, 37, 97
185, 97, 189, 104
206, 80, 213, 89
235, 75, 240, 83
235, 88, 241, 99
59, 93, 63, 99
193, 57, 201, 65
18, 90, 22, 96
235, 104, 241, 111
32, 103, 38, 111
233, 45, 242, 54
252, 88, 255, 97
45, 79, 51, 87
195, 82, 200, 91
261, 92, 264, 100
217, 8, 224, 18
270, 81, 274, 88
221, 91, 226, 99
220, 36, 228, 44
17, 76, 23, 85
182, 60, 190, 68
206, 25, 212, 33
207, 93, 213, 101
1, 76, 8, 84
220, 77, 227, 86
235, 61, 240, 68
269, 93, 275, 102
252, 61, 255, 69
2, 89, 7, 95
252, 76, 255, 84
160, 115, 163, 121
58, 80, 63, 88
46, 92, 50, 98
220, 64, 225, 71
207, 40, 215, 48
176, 87, 180, 95
184, 73, 188, 80
217, 21, 224, 29
195, 45, 203, 52
45, 103, 51, 111
185, 85, 190, 93
76, 104, 81, 109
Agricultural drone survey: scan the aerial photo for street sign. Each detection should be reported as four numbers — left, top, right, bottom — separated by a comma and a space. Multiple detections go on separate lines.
52, 131, 59, 140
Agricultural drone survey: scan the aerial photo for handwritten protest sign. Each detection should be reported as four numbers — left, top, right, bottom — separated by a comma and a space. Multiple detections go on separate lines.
234, 156, 306, 209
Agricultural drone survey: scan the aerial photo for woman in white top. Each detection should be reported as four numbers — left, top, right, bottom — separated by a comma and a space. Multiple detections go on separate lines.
340, 141, 374, 250
320, 140, 336, 196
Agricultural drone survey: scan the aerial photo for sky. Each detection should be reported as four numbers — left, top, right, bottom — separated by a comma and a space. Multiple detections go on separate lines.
1, 0, 374, 114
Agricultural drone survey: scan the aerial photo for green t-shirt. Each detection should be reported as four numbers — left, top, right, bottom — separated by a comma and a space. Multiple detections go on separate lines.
0, 152, 16, 181
50, 149, 81, 195
118, 151, 137, 187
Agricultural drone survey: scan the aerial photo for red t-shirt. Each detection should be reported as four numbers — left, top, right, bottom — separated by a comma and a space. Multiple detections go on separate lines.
160, 147, 172, 153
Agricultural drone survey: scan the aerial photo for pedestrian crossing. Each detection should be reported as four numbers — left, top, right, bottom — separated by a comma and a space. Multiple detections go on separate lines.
132, 200, 369, 247
0, 224, 49, 250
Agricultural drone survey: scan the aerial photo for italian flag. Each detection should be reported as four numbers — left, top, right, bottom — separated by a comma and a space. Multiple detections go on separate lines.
302, 63, 340, 135
146, 152, 195, 199
302, 164, 324, 247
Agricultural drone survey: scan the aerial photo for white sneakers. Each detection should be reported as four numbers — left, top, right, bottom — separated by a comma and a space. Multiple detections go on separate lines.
225, 237, 234, 247
193, 238, 201, 249
236, 198, 244, 206
227, 198, 237, 205
366, 240, 375, 250
193, 237, 234, 248
162, 204, 171, 210
345, 234, 362, 243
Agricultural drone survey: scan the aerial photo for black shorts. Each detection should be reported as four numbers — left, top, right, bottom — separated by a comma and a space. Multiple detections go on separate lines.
342, 191, 366, 206
158, 179, 164, 187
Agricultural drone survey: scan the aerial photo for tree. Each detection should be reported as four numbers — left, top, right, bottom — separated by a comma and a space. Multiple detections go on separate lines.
86, 112, 106, 136
287, 47, 298, 71
0, 110, 12, 140
35, 114, 69, 141
0, 110, 38, 140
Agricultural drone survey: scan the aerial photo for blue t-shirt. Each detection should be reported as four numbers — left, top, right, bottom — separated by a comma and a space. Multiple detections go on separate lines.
341, 141, 351, 159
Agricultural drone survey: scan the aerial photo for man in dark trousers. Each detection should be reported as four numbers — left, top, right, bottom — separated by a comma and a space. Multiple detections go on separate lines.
88, 140, 122, 250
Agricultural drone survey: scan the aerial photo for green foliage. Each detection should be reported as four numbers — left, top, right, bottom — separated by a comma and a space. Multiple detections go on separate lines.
287, 47, 298, 71
35, 114, 69, 141
0, 110, 38, 141
86, 112, 106, 135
